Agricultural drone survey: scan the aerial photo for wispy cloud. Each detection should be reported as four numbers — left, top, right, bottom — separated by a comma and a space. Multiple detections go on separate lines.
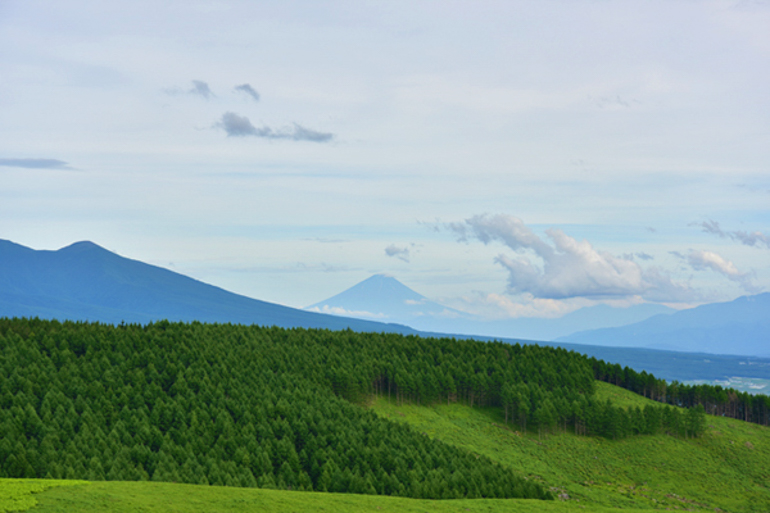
190, 80, 214, 99
591, 94, 640, 109
685, 249, 760, 293
622, 252, 654, 262
385, 244, 410, 262
448, 214, 693, 301
234, 83, 260, 101
216, 112, 334, 142
0, 158, 71, 169
306, 305, 387, 319
694, 219, 770, 249
303, 237, 349, 244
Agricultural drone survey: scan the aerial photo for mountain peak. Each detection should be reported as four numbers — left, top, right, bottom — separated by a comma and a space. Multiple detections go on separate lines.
369, 273, 394, 279
59, 240, 106, 252
307, 274, 468, 323
330, 274, 426, 303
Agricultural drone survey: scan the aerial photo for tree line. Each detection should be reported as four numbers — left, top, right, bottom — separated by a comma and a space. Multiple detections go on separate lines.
591, 358, 770, 427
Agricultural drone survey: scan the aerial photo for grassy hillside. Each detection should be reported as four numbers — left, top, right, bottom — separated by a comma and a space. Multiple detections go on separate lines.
0, 478, 669, 513
370, 381, 770, 512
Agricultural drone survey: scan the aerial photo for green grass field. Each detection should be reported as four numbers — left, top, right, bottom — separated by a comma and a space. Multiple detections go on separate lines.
370, 382, 770, 512
0, 479, 668, 513
2, 382, 768, 513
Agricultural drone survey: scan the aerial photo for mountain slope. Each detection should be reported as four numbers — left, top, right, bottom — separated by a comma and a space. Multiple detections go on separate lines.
559, 293, 770, 357
0, 239, 416, 333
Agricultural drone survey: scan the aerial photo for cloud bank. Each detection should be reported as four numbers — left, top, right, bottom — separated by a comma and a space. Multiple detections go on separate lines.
0, 158, 70, 169
696, 219, 770, 249
449, 214, 692, 302
234, 83, 260, 101
216, 112, 333, 142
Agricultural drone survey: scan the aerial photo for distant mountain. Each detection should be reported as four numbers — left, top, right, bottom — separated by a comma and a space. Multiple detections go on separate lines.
0, 239, 417, 334
467, 302, 675, 342
306, 273, 468, 321
307, 274, 674, 341
558, 293, 770, 357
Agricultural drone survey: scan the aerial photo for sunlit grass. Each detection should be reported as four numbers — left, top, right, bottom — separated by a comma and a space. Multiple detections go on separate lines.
4, 479, 656, 513
0, 479, 86, 512
370, 382, 770, 512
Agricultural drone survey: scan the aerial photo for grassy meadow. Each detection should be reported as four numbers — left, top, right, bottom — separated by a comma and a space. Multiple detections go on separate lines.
370, 382, 770, 512
0, 479, 669, 513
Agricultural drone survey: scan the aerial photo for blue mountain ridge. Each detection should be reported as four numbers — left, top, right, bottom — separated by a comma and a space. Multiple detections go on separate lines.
558, 293, 770, 357
0, 239, 417, 334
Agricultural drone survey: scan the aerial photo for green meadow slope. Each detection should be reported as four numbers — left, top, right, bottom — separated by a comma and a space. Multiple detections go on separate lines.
0, 478, 666, 513
371, 381, 770, 512
3, 382, 768, 513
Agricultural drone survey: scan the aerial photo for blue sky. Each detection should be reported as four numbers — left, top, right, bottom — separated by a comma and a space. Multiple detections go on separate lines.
1, 0, 768, 318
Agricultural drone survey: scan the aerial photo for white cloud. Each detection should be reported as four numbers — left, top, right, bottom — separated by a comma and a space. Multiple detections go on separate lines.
449, 214, 695, 302
442, 292, 586, 320
686, 249, 760, 292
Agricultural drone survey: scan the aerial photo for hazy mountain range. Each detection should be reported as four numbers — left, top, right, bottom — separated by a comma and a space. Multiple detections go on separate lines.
310, 274, 768, 358
558, 293, 770, 357
307, 274, 675, 341
2, 239, 768, 359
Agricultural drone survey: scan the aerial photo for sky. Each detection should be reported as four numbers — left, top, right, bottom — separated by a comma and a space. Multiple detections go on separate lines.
1, 0, 769, 319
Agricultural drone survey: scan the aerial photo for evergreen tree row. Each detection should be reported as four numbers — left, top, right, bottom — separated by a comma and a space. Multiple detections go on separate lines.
499, 382, 706, 439
591, 358, 770, 427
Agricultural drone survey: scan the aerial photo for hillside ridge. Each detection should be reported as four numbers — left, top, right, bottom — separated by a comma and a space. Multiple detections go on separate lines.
560, 292, 770, 356
0, 239, 417, 334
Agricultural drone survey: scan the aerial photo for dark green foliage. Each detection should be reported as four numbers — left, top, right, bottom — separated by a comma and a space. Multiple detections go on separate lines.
0, 317, 725, 498
0, 318, 551, 500
591, 357, 770, 427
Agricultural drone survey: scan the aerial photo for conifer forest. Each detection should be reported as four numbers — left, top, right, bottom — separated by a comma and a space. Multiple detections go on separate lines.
1, 317, 768, 499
